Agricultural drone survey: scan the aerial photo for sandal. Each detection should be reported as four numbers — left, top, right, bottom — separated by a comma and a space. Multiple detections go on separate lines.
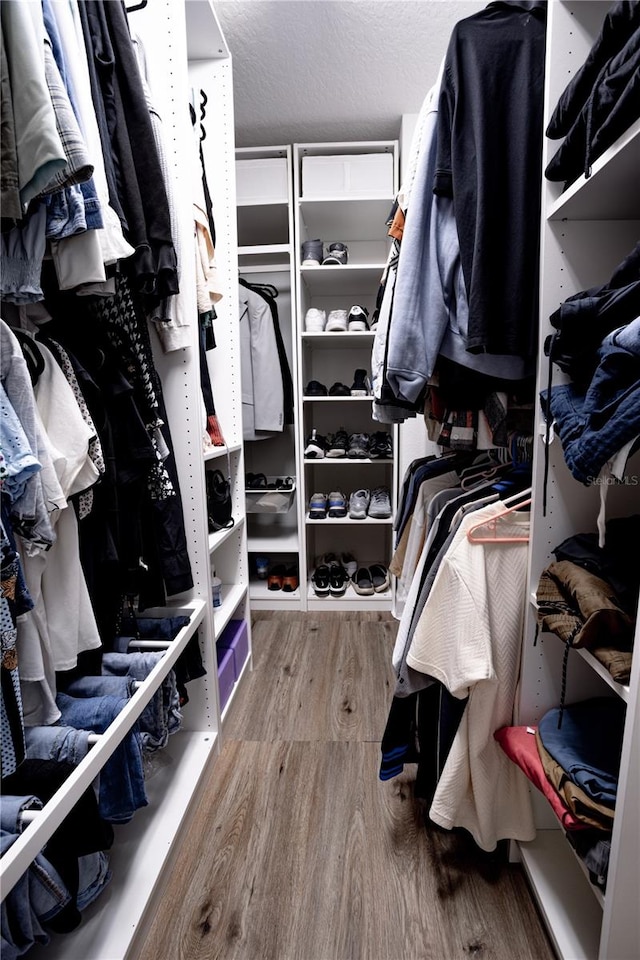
369, 563, 390, 594
352, 567, 374, 596
247, 473, 267, 489
279, 477, 294, 490
267, 564, 285, 590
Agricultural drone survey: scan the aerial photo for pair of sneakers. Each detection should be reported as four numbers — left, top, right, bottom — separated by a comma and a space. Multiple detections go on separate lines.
311, 556, 349, 597
302, 240, 348, 267
348, 487, 392, 520
304, 305, 370, 333
308, 491, 347, 519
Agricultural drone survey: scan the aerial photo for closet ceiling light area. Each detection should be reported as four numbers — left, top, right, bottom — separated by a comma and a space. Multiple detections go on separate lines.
217, 0, 485, 145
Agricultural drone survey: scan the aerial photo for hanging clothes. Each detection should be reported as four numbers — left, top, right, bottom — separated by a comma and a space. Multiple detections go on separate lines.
239, 280, 289, 440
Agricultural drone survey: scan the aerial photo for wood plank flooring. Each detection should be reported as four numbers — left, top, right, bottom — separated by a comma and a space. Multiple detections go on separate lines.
136, 612, 554, 960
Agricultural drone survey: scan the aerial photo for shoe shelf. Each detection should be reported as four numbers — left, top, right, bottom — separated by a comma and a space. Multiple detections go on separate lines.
299, 264, 387, 297
303, 457, 392, 465
303, 396, 374, 402
246, 527, 299, 552
301, 331, 375, 344
298, 196, 395, 240
293, 140, 399, 610
305, 515, 393, 525
249, 577, 301, 603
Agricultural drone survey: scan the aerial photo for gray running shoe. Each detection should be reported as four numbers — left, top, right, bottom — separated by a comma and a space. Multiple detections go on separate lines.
348, 489, 370, 520
368, 486, 392, 519
347, 433, 370, 458
309, 492, 328, 519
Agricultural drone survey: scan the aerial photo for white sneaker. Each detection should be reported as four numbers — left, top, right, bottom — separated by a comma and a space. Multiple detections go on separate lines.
326, 309, 348, 332
305, 308, 326, 332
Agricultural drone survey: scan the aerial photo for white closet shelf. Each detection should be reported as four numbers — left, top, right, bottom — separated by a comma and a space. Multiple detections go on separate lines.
35, 730, 217, 960
301, 331, 375, 344
575, 648, 630, 703
305, 515, 393, 525
303, 395, 374, 402
298, 196, 394, 239
299, 264, 386, 297
213, 582, 248, 637
518, 831, 603, 960
239, 243, 291, 256
247, 529, 299, 552
204, 442, 242, 463
185, 0, 228, 60
249, 579, 301, 602
304, 458, 393, 465
547, 117, 640, 221
208, 515, 244, 554
0, 599, 206, 898
527, 602, 631, 703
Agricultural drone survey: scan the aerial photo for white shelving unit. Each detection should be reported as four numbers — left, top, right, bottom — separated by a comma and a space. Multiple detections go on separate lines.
515, 4, 640, 958
235, 145, 304, 610
2, 4, 251, 958
294, 141, 399, 610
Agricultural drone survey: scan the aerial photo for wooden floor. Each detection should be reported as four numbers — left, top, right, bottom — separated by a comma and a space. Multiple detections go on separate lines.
136, 612, 554, 960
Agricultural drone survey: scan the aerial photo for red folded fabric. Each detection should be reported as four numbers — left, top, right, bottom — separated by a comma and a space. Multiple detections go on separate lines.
494, 725, 589, 831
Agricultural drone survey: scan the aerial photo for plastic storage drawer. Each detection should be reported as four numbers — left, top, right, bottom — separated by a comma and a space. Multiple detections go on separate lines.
216, 645, 235, 711
217, 619, 249, 679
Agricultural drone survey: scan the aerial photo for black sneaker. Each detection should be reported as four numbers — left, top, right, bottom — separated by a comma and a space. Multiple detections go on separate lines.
350, 369, 372, 396
304, 429, 328, 459
305, 380, 328, 396
347, 305, 370, 331
326, 428, 349, 458
328, 561, 349, 597
369, 431, 393, 459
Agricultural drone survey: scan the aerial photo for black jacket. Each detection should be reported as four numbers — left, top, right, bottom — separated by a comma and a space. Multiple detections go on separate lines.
546, 25, 640, 187
433, 1, 547, 361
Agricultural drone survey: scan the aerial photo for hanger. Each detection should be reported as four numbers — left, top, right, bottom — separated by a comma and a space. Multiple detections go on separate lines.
126, 0, 148, 12
12, 329, 45, 385
466, 488, 532, 543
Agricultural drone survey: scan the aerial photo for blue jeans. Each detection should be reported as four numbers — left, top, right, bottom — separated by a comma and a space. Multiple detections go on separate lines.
544, 317, 640, 483
24, 725, 91, 767
1, 799, 71, 959
101, 652, 182, 752
55, 694, 147, 823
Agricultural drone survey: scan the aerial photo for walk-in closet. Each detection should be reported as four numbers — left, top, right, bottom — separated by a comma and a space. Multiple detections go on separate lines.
1, 2, 638, 959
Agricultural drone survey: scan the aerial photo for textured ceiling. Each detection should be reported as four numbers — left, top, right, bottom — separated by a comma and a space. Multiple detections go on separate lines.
215, 0, 486, 147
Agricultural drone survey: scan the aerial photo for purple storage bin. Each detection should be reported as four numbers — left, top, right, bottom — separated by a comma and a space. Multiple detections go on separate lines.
217, 620, 249, 680
216, 645, 235, 711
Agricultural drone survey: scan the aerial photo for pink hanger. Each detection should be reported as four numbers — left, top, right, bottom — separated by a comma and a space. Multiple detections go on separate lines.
466, 496, 532, 544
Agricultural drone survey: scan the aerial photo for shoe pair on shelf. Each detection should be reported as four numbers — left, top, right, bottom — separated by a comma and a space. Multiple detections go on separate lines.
348, 487, 392, 520
310, 555, 350, 597
304, 370, 372, 398
309, 487, 391, 520
304, 305, 369, 332
302, 240, 348, 267
304, 428, 390, 460
246, 473, 294, 490
266, 564, 298, 592
351, 563, 390, 596
309, 491, 347, 519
